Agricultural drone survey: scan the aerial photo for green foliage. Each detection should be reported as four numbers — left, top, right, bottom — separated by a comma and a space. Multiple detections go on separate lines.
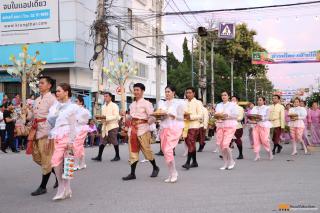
167, 23, 274, 102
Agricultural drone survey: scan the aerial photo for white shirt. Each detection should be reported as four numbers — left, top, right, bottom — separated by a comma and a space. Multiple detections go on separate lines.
76, 106, 91, 130
0, 111, 5, 130
215, 102, 239, 128
158, 99, 185, 129
251, 105, 272, 128
288, 106, 307, 128
47, 101, 80, 142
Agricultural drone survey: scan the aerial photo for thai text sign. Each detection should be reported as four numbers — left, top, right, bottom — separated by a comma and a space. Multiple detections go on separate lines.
0, 0, 59, 45
252, 51, 320, 64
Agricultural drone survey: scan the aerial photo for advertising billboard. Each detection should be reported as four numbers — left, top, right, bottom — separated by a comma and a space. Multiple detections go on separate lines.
0, 0, 60, 45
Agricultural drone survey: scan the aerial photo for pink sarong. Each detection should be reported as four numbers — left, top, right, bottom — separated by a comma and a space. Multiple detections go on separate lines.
160, 128, 182, 163
216, 127, 236, 150
73, 127, 89, 158
252, 125, 271, 153
51, 134, 69, 167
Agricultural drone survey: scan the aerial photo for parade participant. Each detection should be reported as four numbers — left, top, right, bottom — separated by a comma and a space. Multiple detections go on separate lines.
231, 96, 245, 159
74, 96, 91, 170
215, 91, 239, 170
300, 101, 311, 147
29, 76, 57, 196
182, 87, 203, 170
288, 98, 308, 155
92, 92, 120, 162
198, 103, 209, 152
250, 97, 273, 161
158, 86, 185, 183
307, 101, 320, 146
281, 104, 292, 144
269, 95, 285, 155
48, 83, 84, 200
122, 83, 159, 181
245, 102, 255, 148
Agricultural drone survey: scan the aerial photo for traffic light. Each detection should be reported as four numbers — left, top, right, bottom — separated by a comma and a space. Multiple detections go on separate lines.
197, 27, 208, 37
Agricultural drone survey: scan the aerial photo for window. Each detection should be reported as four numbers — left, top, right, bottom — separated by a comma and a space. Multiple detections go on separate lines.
133, 18, 149, 45
134, 62, 148, 78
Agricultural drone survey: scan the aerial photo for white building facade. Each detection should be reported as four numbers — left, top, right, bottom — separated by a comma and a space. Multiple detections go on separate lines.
0, 0, 167, 107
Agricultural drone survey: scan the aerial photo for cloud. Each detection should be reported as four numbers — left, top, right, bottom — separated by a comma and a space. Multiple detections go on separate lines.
264, 37, 285, 52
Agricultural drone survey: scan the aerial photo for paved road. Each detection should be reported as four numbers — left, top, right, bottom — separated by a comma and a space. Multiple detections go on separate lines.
0, 128, 319, 213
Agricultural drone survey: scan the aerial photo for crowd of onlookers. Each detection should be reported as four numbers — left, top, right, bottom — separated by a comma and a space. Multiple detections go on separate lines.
0, 93, 131, 154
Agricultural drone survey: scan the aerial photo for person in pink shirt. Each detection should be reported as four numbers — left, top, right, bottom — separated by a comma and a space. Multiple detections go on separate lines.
122, 83, 159, 181
307, 101, 320, 146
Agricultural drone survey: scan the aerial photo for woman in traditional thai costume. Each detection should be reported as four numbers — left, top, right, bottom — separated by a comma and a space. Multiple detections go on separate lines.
288, 98, 308, 155
48, 83, 82, 201
158, 86, 185, 183
215, 91, 239, 170
250, 97, 273, 161
74, 96, 91, 170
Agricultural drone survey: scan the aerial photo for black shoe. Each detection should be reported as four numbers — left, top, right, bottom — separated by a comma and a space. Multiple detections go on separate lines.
111, 156, 120, 162
182, 163, 190, 170
190, 162, 198, 168
31, 187, 47, 196
122, 174, 136, 181
277, 145, 283, 153
1, 149, 7, 153
150, 166, 160, 178
91, 156, 102, 161
219, 155, 223, 159
198, 144, 205, 152
53, 180, 58, 189
13, 150, 20, 153
237, 155, 244, 160
272, 147, 276, 155
155, 151, 164, 156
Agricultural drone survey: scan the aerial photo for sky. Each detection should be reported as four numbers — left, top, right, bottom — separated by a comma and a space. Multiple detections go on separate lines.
164, 0, 320, 90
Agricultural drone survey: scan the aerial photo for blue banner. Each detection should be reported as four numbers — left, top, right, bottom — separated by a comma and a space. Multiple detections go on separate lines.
1, 9, 50, 22
0, 41, 76, 65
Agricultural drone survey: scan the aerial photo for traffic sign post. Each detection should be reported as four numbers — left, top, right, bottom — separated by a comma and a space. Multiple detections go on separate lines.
218, 23, 235, 39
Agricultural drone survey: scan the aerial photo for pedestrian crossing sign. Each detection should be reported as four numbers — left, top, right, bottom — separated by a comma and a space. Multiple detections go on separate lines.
218, 23, 235, 39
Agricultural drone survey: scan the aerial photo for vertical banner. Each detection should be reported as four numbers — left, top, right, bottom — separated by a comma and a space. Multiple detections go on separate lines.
0, 0, 60, 45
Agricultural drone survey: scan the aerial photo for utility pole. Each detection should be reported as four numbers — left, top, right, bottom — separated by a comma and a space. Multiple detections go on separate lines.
117, 25, 122, 60
155, 0, 162, 105
203, 39, 207, 104
245, 73, 248, 101
198, 37, 202, 99
191, 37, 194, 87
230, 58, 234, 96
92, 0, 107, 115
211, 41, 214, 104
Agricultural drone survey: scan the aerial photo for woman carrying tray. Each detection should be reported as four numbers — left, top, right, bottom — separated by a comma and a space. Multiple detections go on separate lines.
249, 97, 273, 161
288, 98, 308, 155
214, 91, 239, 170
157, 86, 185, 183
